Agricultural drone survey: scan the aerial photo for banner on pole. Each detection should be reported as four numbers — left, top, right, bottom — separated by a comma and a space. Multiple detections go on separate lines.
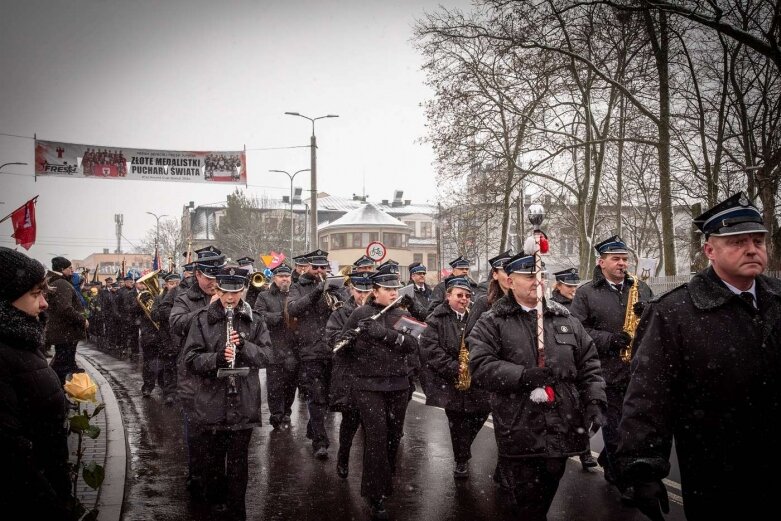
9, 197, 38, 250
35, 139, 247, 185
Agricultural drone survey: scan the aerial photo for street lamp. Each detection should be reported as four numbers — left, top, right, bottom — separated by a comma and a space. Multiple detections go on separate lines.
285, 111, 339, 250
0, 161, 28, 171
269, 168, 310, 257
146, 212, 168, 270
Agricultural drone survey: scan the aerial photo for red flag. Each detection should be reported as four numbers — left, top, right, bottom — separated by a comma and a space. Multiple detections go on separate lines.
10, 198, 37, 250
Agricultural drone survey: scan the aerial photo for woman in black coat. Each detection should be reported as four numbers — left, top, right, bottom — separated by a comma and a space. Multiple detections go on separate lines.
335, 264, 419, 520
0, 248, 75, 519
419, 277, 491, 479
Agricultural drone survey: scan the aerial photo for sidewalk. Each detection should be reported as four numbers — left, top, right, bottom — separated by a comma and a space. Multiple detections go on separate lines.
71, 353, 126, 521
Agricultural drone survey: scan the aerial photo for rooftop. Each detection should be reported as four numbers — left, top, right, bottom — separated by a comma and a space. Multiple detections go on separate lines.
319, 203, 411, 232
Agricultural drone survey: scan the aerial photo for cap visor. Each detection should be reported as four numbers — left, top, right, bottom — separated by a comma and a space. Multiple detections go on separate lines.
709, 222, 768, 236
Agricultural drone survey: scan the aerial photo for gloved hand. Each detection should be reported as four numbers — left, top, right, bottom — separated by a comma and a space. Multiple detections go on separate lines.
216, 349, 230, 368
611, 331, 632, 351
584, 401, 605, 434
229, 330, 245, 351
633, 300, 646, 318
358, 318, 388, 341
521, 366, 553, 389
335, 328, 359, 348
632, 480, 669, 521
399, 294, 415, 310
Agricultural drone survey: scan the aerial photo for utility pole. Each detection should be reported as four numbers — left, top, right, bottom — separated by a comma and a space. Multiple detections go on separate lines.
115, 214, 123, 253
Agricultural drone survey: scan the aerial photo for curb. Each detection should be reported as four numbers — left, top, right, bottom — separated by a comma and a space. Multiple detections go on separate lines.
77, 353, 126, 521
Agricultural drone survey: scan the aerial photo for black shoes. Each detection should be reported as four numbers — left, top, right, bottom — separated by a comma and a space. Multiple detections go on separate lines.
314, 446, 329, 460
580, 452, 598, 470
453, 462, 469, 479
369, 498, 388, 520
620, 485, 636, 506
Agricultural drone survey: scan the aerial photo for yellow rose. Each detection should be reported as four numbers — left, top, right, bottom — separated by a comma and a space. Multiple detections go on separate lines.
64, 372, 98, 403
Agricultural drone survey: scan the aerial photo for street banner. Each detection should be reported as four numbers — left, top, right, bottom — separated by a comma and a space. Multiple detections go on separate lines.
35, 139, 247, 185
3, 196, 38, 250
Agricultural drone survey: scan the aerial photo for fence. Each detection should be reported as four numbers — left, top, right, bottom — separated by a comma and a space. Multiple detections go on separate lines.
645, 270, 781, 295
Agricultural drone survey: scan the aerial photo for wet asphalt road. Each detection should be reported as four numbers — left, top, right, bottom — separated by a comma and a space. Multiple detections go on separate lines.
79, 343, 686, 521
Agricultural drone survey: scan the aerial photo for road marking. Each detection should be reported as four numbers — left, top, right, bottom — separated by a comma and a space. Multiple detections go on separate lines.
411, 390, 683, 504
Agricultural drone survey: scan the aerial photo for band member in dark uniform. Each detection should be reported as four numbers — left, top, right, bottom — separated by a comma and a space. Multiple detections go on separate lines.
170, 246, 225, 498
291, 254, 310, 284
254, 263, 299, 429
137, 278, 165, 398
326, 272, 373, 479
150, 273, 181, 404
182, 266, 274, 520
465, 250, 512, 335
428, 256, 483, 314
468, 251, 606, 521
287, 249, 341, 459
550, 267, 597, 470
617, 193, 781, 521
334, 264, 419, 520
570, 236, 652, 500
420, 277, 491, 478
237, 257, 261, 308
405, 262, 432, 321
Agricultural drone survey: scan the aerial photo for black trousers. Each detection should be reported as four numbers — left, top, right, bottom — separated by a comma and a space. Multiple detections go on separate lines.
141, 343, 163, 393
123, 323, 139, 355
338, 409, 361, 463
500, 456, 567, 521
50, 341, 80, 384
445, 409, 489, 464
183, 408, 206, 485
159, 353, 178, 398
201, 428, 253, 521
299, 360, 331, 449
598, 385, 627, 486
351, 388, 408, 499
266, 363, 298, 426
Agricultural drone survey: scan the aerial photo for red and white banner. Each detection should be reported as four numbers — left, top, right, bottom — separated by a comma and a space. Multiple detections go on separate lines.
7, 197, 38, 250
35, 139, 247, 185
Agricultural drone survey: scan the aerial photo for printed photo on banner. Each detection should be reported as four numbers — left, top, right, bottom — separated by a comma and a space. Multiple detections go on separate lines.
34, 139, 247, 185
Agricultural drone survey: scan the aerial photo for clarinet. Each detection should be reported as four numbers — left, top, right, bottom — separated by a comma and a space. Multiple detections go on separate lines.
225, 305, 239, 396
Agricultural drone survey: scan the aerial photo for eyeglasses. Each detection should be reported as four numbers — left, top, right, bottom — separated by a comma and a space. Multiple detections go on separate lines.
452, 292, 471, 299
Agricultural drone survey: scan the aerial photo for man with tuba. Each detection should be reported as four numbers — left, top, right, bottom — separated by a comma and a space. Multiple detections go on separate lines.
419, 276, 490, 479
134, 270, 165, 398
570, 235, 652, 502
286, 249, 340, 459
150, 272, 181, 404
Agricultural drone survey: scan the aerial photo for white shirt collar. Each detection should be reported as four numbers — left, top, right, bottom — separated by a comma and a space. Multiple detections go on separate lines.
520, 303, 536, 313
722, 279, 757, 300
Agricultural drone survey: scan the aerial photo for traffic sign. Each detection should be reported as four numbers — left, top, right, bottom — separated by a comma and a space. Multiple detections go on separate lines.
366, 241, 387, 262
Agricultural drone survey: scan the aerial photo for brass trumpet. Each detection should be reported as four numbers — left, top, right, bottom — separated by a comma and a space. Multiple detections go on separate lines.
250, 272, 266, 288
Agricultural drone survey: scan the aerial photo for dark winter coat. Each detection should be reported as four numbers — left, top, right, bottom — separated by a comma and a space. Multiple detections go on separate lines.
254, 283, 297, 368
419, 302, 490, 413
0, 301, 72, 519
287, 274, 334, 361
570, 265, 652, 387
341, 301, 419, 391
154, 276, 193, 357
468, 294, 606, 458
617, 267, 781, 520
326, 297, 358, 411
427, 276, 484, 315
171, 281, 212, 408
150, 290, 173, 355
406, 282, 432, 322
43, 271, 86, 345
182, 300, 274, 430
549, 290, 571, 309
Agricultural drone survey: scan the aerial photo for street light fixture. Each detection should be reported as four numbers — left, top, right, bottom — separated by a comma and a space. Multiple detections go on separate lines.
284, 111, 339, 251
269, 168, 310, 257
146, 212, 169, 270
0, 161, 28, 171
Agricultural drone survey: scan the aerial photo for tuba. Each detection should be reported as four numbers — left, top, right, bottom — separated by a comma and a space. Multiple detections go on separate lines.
620, 273, 640, 363
136, 270, 163, 330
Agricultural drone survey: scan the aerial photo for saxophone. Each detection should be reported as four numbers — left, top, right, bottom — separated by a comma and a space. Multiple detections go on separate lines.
454, 306, 471, 391
620, 274, 640, 363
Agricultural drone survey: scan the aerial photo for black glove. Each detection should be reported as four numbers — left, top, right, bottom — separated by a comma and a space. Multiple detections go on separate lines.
216, 350, 230, 368
335, 328, 359, 348
521, 367, 553, 389
611, 331, 632, 350
358, 318, 388, 341
632, 480, 669, 521
633, 300, 646, 318
399, 294, 415, 310
584, 401, 605, 434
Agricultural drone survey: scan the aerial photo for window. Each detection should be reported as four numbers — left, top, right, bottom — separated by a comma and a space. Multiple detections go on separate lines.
383, 232, 405, 248
352, 233, 363, 248
320, 236, 329, 249
413, 253, 423, 263
421, 222, 433, 238
331, 233, 345, 249
404, 221, 416, 235
427, 254, 437, 268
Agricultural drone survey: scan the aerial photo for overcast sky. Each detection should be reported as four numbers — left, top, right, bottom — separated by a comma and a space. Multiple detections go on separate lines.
0, 0, 471, 264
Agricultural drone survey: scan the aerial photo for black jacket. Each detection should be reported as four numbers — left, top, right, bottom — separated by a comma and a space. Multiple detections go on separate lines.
427, 276, 484, 315
341, 301, 419, 391
326, 297, 358, 411
171, 281, 211, 407
0, 302, 72, 519
254, 283, 297, 367
43, 271, 86, 345
617, 268, 781, 519
549, 290, 571, 309
183, 300, 273, 429
406, 282, 432, 322
287, 274, 334, 362
419, 302, 490, 413
570, 265, 652, 387
468, 294, 605, 458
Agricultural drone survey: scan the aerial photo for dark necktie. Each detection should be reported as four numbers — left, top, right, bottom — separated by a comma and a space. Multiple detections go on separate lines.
740, 291, 756, 309
613, 283, 623, 294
